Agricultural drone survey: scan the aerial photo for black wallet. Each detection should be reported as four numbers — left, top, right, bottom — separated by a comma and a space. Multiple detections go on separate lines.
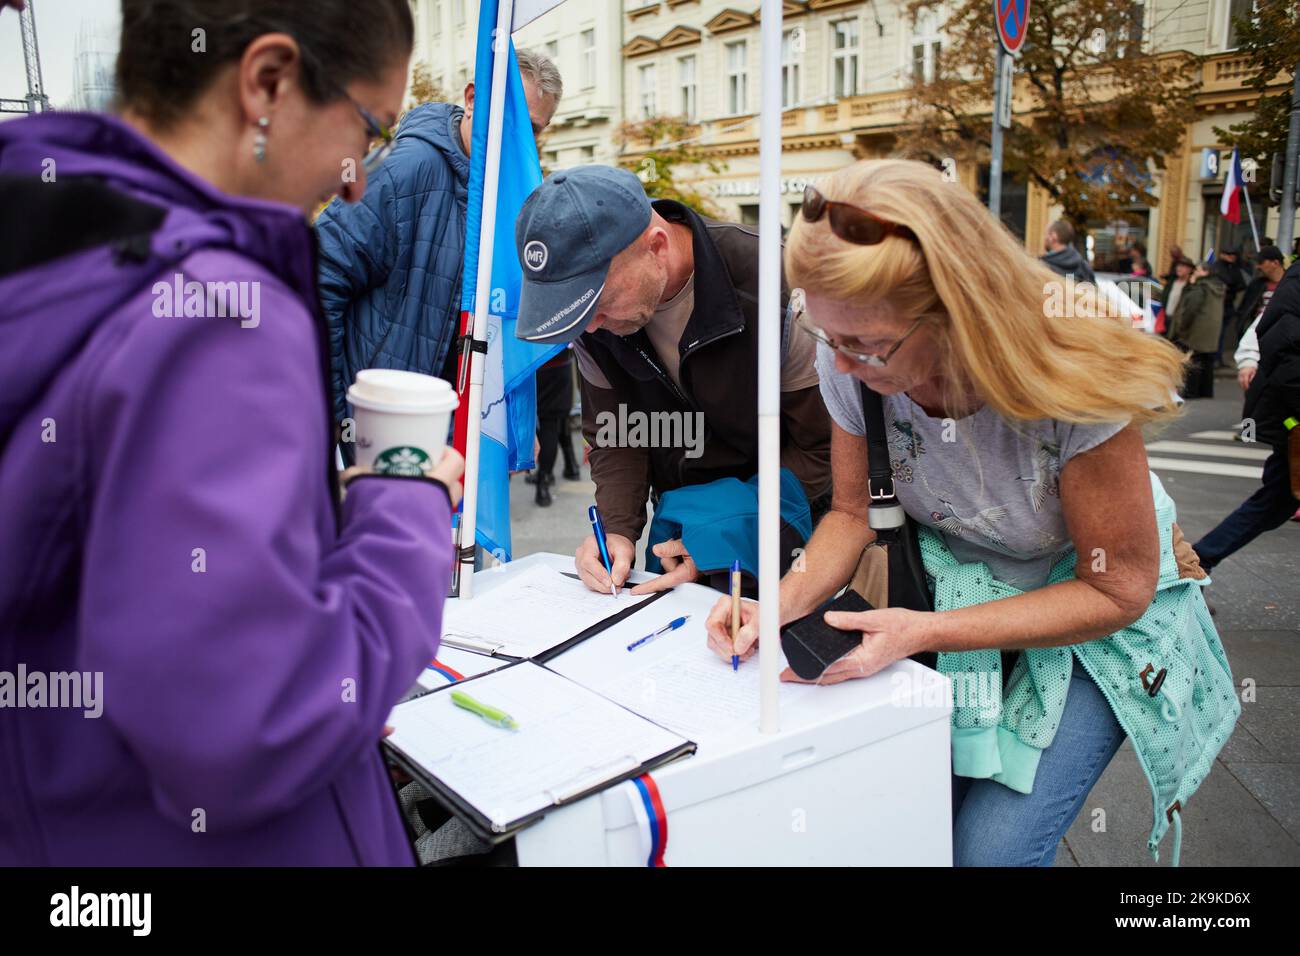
780, 590, 872, 680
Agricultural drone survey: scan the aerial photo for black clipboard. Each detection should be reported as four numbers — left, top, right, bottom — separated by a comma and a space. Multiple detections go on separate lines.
532, 574, 672, 663
440, 572, 672, 663
383, 661, 696, 844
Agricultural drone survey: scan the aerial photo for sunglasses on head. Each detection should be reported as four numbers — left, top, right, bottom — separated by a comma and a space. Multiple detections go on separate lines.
800, 185, 917, 246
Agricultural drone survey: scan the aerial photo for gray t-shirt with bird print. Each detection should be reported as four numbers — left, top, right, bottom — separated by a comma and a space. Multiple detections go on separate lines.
815, 343, 1128, 592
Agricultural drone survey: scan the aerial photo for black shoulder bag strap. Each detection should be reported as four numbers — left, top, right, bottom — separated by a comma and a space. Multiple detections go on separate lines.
858, 383, 935, 627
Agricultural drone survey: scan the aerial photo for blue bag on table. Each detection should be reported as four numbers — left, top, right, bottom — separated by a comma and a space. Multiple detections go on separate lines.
644, 468, 813, 596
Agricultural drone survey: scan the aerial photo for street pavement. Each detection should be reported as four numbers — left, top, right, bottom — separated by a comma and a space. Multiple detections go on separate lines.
1058, 375, 1298, 867
509, 376, 1298, 866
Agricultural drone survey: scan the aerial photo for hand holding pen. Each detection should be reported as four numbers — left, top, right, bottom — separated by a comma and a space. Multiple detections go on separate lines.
704, 589, 760, 667
575, 505, 634, 596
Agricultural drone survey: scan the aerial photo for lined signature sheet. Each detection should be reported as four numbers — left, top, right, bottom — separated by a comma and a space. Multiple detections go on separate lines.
386, 662, 689, 831
440, 566, 654, 657
598, 648, 822, 746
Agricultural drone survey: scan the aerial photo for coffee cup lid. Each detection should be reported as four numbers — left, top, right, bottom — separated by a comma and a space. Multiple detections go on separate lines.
347, 369, 459, 414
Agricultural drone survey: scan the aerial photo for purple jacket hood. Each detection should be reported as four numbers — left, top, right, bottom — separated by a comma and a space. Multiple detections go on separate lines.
0, 111, 317, 437
0, 112, 453, 866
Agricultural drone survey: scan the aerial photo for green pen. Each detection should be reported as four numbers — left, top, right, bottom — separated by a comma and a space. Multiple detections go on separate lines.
451, 689, 520, 730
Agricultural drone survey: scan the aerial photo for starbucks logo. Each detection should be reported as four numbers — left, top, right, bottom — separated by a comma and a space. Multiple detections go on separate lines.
374, 446, 431, 477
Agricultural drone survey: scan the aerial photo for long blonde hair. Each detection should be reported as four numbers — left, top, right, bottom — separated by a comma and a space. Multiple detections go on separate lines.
785, 159, 1185, 426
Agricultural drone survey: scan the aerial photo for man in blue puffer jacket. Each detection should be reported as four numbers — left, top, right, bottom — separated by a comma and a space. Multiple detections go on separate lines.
316, 50, 562, 431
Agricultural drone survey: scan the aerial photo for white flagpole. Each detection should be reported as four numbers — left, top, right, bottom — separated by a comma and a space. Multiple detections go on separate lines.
757, 0, 783, 734
457, 0, 517, 600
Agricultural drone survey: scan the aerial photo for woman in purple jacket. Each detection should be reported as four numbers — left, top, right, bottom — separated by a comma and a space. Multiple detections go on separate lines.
0, 0, 463, 865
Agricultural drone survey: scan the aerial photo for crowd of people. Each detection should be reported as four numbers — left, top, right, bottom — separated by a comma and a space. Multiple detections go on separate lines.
1037, 221, 1300, 555
0, 0, 1294, 869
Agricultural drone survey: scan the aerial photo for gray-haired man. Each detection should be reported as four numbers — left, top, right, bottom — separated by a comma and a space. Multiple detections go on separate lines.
317, 49, 563, 436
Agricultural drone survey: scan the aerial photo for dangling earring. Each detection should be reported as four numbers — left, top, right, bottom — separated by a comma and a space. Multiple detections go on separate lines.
253, 116, 269, 163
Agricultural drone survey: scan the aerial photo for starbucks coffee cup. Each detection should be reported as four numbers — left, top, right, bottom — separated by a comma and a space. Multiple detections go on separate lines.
346, 369, 459, 476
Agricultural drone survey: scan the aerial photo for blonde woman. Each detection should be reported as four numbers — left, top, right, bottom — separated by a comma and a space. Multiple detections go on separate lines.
705, 159, 1238, 867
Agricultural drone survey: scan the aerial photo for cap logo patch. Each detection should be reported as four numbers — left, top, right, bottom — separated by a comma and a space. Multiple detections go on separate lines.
523, 240, 549, 272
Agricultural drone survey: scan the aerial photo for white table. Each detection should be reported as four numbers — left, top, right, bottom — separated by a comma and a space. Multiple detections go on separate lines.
438, 552, 953, 866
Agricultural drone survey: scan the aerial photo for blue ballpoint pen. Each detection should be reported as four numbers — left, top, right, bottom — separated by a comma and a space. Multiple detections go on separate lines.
729, 559, 742, 671
627, 615, 691, 652
588, 505, 618, 597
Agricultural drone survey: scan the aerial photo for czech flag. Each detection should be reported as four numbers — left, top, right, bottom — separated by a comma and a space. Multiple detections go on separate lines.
1220, 148, 1243, 225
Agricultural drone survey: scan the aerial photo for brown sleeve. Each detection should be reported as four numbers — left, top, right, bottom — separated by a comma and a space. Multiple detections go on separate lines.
1169, 522, 1208, 581
578, 372, 652, 543
779, 384, 833, 503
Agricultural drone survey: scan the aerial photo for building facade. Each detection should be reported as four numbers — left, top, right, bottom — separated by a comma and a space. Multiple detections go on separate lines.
68, 19, 120, 112
410, 0, 625, 170
408, 1, 1294, 263
616, 0, 1296, 262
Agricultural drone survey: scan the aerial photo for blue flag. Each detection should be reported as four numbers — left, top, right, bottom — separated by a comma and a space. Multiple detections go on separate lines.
456, 2, 562, 560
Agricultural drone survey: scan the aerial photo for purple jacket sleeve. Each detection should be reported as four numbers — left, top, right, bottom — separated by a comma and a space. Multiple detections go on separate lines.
77, 261, 451, 831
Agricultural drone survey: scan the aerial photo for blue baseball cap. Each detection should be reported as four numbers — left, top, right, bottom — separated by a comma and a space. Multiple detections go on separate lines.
514, 166, 652, 344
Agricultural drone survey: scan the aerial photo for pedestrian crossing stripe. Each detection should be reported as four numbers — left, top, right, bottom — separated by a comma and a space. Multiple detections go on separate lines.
1144, 457, 1263, 479
1144, 440, 1271, 461
1144, 427, 1269, 480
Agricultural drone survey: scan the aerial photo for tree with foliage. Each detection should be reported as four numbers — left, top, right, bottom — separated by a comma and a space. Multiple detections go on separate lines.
617, 116, 727, 217
898, 0, 1201, 235
403, 61, 448, 120
1212, 0, 1299, 195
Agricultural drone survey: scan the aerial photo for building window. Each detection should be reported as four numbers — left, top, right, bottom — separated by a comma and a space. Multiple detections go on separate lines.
911, 9, 940, 85
544, 39, 559, 60
726, 40, 748, 115
739, 203, 760, 226
831, 19, 859, 98
581, 145, 595, 160
454, 0, 465, 27
678, 55, 697, 121
581, 29, 596, 89
1117, 3, 1145, 57
781, 30, 800, 109
639, 63, 658, 118
1225, 0, 1253, 50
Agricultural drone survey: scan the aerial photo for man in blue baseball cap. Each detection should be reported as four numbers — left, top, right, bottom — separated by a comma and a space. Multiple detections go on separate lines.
515, 165, 832, 595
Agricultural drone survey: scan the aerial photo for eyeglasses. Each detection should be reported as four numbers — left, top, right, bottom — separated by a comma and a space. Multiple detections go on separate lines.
800, 185, 917, 246
797, 311, 926, 367
302, 39, 397, 177
345, 94, 395, 174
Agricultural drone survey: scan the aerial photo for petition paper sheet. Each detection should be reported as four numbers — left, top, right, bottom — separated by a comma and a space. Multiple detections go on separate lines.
599, 651, 821, 745
387, 662, 688, 830
441, 565, 653, 657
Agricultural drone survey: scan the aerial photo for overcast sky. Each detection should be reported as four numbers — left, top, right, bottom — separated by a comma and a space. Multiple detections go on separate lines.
1, 0, 120, 113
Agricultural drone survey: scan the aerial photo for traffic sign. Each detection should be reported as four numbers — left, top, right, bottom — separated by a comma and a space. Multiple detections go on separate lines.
995, 0, 1030, 56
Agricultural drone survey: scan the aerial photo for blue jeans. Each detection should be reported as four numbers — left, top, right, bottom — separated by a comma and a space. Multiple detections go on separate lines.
951, 655, 1126, 866
1193, 444, 1298, 571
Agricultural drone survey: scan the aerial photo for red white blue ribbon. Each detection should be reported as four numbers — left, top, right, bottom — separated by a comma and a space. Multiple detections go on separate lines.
426, 660, 465, 684
628, 774, 668, 867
